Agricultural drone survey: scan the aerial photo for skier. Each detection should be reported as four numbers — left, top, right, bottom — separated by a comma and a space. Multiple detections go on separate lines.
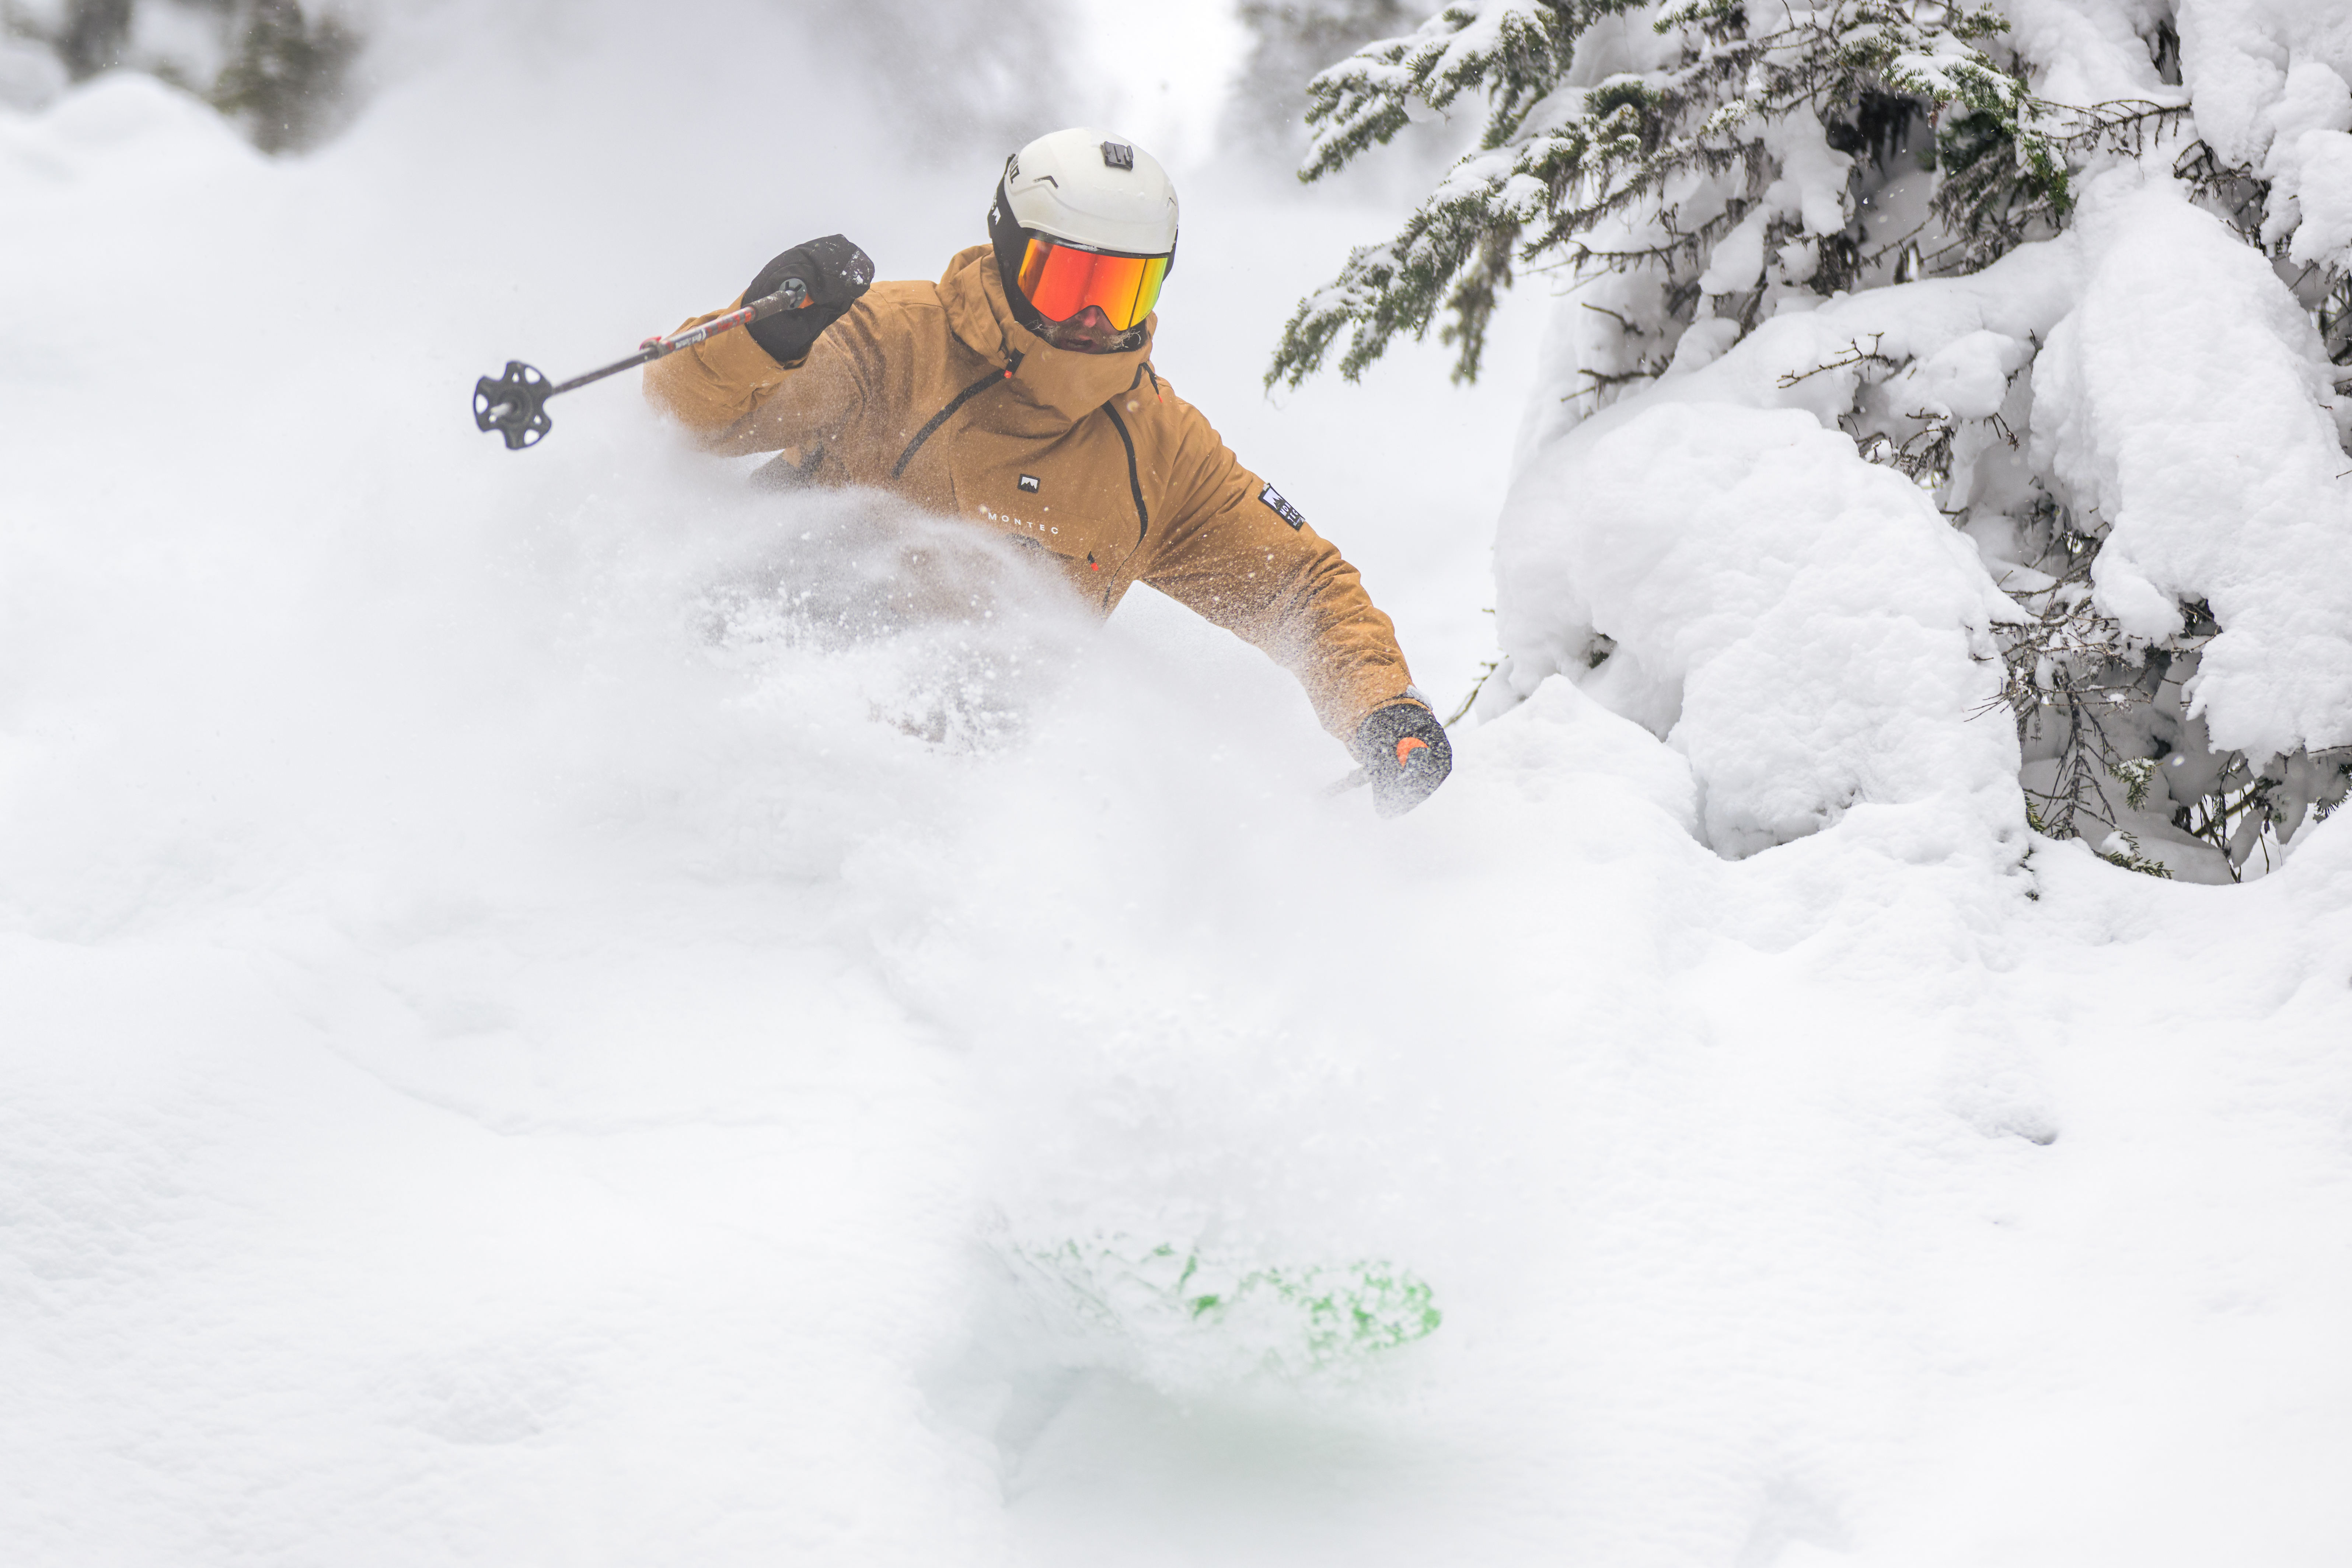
644, 126, 1450, 815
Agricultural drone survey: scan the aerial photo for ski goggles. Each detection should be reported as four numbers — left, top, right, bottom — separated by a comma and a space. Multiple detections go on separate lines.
1012, 234, 1171, 332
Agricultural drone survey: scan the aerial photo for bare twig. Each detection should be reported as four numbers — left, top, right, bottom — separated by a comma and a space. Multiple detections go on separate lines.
1777, 334, 1896, 388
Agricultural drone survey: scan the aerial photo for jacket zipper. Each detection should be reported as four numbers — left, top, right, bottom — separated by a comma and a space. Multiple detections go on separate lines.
1102, 402, 1148, 545
892, 360, 1015, 479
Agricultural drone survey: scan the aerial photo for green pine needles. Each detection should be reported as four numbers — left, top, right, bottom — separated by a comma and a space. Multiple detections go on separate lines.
1268, 0, 2067, 388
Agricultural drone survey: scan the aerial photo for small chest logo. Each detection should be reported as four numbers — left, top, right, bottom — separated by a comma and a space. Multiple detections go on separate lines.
1259, 483, 1306, 530
1018, 474, 1042, 493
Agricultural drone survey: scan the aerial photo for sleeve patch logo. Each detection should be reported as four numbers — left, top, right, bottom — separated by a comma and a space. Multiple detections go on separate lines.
1018, 474, 1041, 493
1259, 483, 1306, 530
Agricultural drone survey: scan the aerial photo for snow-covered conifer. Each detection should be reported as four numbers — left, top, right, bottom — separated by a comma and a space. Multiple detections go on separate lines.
1270, 0, 2079, 387
3, 0, 360, 150
1278, 0, 2352, 880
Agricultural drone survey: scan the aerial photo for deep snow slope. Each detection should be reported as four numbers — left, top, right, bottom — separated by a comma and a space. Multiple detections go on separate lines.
5, 5, 2352, 1566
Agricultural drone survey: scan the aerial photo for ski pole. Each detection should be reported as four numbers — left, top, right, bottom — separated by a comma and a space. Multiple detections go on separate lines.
472, 276, 810, 450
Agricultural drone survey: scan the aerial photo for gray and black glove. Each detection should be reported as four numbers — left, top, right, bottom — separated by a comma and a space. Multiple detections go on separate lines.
743, 235, 874, 364
1352, 701, 1451, 817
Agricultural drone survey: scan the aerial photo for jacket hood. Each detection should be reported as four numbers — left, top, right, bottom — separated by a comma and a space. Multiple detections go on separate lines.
937, 244, 1155, 425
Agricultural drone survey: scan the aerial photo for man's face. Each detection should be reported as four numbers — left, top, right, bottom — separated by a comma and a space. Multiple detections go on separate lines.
1035, 304, 1124, 355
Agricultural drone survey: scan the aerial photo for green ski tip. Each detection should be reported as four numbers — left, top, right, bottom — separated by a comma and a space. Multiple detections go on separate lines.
1008, 1236, 1442, 1375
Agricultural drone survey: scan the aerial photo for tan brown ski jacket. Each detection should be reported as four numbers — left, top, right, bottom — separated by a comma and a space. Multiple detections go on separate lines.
643, 244, 1418, 740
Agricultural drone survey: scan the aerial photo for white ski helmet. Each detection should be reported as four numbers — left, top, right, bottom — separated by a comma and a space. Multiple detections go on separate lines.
992, 126, 1176, 256
988, 127, 1179, 341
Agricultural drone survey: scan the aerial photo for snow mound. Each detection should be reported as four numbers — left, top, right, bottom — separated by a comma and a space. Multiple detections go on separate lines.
1452, 671, 1701, 834
1491, 401, 2016, 856
0, 69, 254, 175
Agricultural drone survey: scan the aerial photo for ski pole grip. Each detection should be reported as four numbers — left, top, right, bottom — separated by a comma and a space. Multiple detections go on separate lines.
747, 276, 810, 319
639, 278, 808, 355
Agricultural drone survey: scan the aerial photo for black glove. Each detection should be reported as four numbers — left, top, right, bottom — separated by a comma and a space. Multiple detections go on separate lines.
743, 235, 874, 365
1352, 701, 1452, 817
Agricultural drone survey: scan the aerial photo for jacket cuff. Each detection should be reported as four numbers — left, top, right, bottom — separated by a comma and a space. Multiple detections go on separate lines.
699, 301, 802, 385
1332, 683, 1424, 742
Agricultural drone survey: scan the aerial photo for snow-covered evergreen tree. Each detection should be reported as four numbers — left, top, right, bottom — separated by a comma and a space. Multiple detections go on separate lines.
1275, 0, 2352, 881
1, 0, 357, 149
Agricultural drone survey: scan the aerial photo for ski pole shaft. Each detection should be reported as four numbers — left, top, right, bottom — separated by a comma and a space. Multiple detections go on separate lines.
555, 277, 810, 394
473, 277, 810, 450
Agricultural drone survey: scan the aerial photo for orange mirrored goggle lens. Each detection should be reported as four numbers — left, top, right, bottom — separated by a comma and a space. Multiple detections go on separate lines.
1015, 237, 1170, 332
